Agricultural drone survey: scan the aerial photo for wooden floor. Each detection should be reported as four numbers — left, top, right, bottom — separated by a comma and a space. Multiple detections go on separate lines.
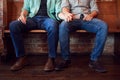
0, 53, 120, 80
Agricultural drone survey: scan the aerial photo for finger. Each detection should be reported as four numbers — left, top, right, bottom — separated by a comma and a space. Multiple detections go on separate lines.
17, 17, 19, 20
19, 18, 26, 24
18, 17, 21, 21
67, 17, 70, 22
68, 15, 73, 21
87, 17, 92, 21
22, 16, 26, 24
66, 18, 69, 22
83, 17, 86, 21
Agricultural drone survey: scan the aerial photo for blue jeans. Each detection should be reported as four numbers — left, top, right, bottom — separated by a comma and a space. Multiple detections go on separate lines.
9, 16, 59, 58
59, 18, 108, 61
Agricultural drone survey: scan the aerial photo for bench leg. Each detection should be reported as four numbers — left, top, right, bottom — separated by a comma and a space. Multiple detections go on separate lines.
114, 33, 120, 56
0, 27, 7, 63
0, 37, 8, 63
114, 33, 120, 63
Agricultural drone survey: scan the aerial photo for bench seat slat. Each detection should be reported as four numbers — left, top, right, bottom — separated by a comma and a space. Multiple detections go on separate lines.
4, 29, 87, 33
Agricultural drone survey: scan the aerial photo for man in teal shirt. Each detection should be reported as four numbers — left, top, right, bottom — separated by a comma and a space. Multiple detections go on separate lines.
9, 0, 61, 71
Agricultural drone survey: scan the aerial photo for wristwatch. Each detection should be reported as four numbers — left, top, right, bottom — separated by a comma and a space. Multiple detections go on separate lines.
80, 14, 84, 20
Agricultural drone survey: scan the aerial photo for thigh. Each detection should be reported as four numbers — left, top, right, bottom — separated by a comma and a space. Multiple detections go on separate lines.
10, 17, 38, 33
25, 17, 38, 31
39, 17, 59, 31
59, 19, 83, 32
80, 18, 107, 33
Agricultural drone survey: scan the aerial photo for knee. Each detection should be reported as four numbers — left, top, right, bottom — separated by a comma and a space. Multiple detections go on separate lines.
59, 21, 69, 32
47, 20, 58, 33
9, 21, 21, 33
100, 21, 108, 33
59, 21, 70, 38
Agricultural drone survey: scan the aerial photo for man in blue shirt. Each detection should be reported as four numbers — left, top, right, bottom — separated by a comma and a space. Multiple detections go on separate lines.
9, 0, 61, 71
58, 0, 108, 73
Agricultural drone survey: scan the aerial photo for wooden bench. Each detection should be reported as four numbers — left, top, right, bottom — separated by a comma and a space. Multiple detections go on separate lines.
4, 29, 87, 34
1, 0, 120, 60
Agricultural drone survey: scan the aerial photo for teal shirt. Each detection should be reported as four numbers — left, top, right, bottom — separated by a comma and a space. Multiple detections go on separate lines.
22, 0, 61, 20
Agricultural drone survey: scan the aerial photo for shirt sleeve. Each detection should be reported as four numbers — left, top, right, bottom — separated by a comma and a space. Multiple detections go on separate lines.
55, 0, 62, 20
90, 0, 99, 12
61, 0, 70, 9
22, 0, 30, 12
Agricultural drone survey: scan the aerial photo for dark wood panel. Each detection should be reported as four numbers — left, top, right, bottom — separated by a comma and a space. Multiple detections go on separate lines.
97, 2, 117, 15
6, 0, 23, 29
117, 0, 120, 29
98, 15, 118, 32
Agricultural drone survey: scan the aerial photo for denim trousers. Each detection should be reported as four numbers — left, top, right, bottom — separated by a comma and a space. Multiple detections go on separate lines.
9, 16, 59, 58
59, 18, 108, 61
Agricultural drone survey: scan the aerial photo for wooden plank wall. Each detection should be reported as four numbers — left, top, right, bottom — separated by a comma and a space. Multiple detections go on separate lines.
2, 0, 120, 55
6, 0, 23, 29
0, 0, 4, 53
4, 0, 120, 32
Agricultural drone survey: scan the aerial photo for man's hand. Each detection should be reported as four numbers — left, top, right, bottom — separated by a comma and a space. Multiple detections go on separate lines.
60, 7, 74, 22
83, 11, 98, 21
18, 15, 27, 24
59, 12, 74, 22
17, 10, 28, 24
83, 14, 93, 21
64, 12, 74, 22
